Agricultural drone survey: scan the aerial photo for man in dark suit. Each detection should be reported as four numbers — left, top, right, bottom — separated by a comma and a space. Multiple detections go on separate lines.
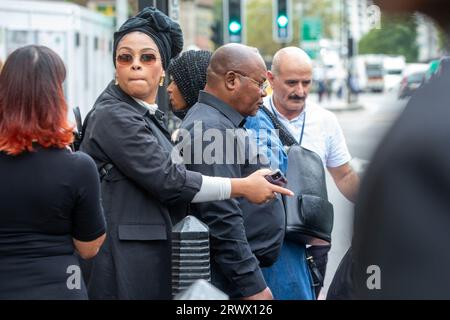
179, 44, 285, 300
352, 0, 450, 299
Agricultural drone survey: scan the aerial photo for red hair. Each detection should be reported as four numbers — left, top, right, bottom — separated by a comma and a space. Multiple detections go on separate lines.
0, 45, 74, 155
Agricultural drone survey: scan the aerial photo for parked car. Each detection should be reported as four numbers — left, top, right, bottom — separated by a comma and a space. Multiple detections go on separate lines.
398, 70, 426, 99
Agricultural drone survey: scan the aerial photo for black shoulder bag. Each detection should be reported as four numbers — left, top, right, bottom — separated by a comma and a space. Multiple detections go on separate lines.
261, 104, 334, 245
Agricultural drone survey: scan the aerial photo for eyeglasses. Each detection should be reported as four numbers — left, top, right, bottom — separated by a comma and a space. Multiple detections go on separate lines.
234, 71, 269, 91
116, 53, 160, 66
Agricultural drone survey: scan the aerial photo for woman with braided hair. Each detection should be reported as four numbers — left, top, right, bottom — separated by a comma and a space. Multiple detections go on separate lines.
167, 50, 212, 120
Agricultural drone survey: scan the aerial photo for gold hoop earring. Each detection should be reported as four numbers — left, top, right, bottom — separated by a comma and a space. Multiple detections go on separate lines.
159, 76, 165, 87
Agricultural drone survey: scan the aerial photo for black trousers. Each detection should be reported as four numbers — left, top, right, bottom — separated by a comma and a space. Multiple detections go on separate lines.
306, 244, 331, 298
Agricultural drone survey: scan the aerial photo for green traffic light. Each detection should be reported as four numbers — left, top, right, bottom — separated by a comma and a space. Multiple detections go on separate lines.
229, 21, 242, 34
277, 15, 288, 28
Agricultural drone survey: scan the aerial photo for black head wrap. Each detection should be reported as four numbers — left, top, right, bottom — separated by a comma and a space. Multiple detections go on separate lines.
113, 7, 183, 70
167, 50, 212, 108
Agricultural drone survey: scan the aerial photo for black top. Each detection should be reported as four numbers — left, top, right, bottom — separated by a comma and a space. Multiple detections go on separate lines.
0, 147, 106, 299
180, 91, 285, 298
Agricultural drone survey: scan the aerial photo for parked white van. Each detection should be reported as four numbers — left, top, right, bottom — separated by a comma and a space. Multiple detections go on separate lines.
0, 0, 115, 119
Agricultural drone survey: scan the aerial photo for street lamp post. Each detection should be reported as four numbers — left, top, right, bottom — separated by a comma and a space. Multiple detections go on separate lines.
343, 0, 353, 104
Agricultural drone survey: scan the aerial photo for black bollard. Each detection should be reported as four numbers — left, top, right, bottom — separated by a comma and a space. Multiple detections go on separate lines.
172, 215, 211, 297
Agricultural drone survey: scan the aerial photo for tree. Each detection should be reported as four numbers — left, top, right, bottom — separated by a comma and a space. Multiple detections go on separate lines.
358, 14, 419, 62
246, 0, 284, 57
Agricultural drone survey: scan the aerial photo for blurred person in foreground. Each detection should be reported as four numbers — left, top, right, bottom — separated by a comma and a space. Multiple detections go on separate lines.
352, 0, 450, 299
0, 45, 106, 299
79, 8, 293, 300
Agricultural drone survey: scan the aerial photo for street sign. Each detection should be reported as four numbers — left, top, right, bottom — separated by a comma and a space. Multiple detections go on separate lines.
301, 17, 322, 41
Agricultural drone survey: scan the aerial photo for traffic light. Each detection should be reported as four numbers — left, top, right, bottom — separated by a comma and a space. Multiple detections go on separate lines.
210, 21, 223, 48
273, 0, 292, 43
224, 0, 243, 43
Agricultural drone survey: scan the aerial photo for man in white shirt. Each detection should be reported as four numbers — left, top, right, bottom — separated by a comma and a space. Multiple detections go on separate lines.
248, 47, 360, 299
268, 47, 359, 201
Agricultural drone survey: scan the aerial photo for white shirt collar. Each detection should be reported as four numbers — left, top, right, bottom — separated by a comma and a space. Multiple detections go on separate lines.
132, 97, 159, 115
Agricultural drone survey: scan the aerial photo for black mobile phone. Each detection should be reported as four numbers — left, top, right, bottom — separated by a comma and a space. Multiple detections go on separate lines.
264, 169, 288, 187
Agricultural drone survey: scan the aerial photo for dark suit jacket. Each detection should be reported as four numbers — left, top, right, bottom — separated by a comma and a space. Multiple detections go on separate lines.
80, 81, 202, 299
352, 60, 450, 299
179, 91, 285, 298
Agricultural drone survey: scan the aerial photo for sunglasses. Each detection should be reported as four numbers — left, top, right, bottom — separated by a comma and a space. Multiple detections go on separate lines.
116, 53, 160, 66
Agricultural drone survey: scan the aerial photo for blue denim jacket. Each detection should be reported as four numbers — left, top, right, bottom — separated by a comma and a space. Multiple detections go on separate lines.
245, 109, 288, 174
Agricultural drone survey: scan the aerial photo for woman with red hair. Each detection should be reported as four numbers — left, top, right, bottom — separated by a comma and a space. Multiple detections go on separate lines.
0, 45, 106, 299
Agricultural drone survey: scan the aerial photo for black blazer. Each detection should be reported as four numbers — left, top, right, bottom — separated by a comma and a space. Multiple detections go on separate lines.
80, 81, 202, 299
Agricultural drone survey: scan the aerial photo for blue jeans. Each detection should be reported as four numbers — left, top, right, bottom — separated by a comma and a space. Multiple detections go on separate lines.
261, 240, 315, 300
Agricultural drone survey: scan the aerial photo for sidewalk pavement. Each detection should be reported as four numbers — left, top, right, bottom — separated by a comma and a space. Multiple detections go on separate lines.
310, 94, 364, 112
323, 100, 364, 112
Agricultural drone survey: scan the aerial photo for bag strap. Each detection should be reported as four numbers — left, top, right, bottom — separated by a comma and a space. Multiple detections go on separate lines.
73, 106, 83, 134
72, 107, 114, 181
307, 253, 325, 289
260, 105, 298, 147
99, 163, 114, 182
80, 108, 95, 142
72, 107, 83, 151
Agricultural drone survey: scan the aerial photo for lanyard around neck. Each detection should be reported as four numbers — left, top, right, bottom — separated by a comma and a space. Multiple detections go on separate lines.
269, 97, 306, 146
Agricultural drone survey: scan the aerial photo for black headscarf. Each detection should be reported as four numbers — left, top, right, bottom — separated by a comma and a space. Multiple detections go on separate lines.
113, 7, 183, 70
167, 50, 212, 109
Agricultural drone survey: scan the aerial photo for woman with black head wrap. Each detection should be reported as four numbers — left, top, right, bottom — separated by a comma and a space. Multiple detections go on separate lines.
80, 7, 292, 299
